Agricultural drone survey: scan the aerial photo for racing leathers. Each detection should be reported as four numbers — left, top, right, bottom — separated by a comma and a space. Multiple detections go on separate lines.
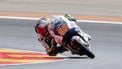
35, 16, 91, 56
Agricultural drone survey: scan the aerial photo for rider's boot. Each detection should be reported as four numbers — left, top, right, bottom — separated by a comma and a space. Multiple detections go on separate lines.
45, 38, 58, 56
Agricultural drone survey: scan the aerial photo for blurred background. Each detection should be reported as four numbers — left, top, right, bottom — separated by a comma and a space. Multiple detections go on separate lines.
0, 0, 122, 16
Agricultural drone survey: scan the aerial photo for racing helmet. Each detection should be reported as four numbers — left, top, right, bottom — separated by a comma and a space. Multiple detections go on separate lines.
36, 17, 48, 36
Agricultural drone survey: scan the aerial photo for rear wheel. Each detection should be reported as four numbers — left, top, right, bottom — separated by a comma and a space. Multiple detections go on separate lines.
86, 51, 95, 59
72, 36, 95, 59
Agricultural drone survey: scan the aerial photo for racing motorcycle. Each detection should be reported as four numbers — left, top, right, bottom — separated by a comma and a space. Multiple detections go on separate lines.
36, 16, 95, 59
62, 27, 95, 59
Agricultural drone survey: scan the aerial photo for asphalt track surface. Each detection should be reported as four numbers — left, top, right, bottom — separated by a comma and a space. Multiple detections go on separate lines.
0, 18, 122, 69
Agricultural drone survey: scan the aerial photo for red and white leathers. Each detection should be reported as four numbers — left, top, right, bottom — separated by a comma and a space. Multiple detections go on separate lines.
47, 16, 80, 46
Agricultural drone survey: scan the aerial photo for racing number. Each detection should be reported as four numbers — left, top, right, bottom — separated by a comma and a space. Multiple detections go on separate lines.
57, 24, 68, 36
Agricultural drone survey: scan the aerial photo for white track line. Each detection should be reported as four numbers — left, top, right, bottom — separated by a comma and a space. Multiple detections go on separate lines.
0, 16, 122, 24
77, 20, 122, 24
0, 16, 39, 20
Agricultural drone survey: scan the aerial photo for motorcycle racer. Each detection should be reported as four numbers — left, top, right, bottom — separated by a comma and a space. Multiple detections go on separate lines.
35, 15, 91, 56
